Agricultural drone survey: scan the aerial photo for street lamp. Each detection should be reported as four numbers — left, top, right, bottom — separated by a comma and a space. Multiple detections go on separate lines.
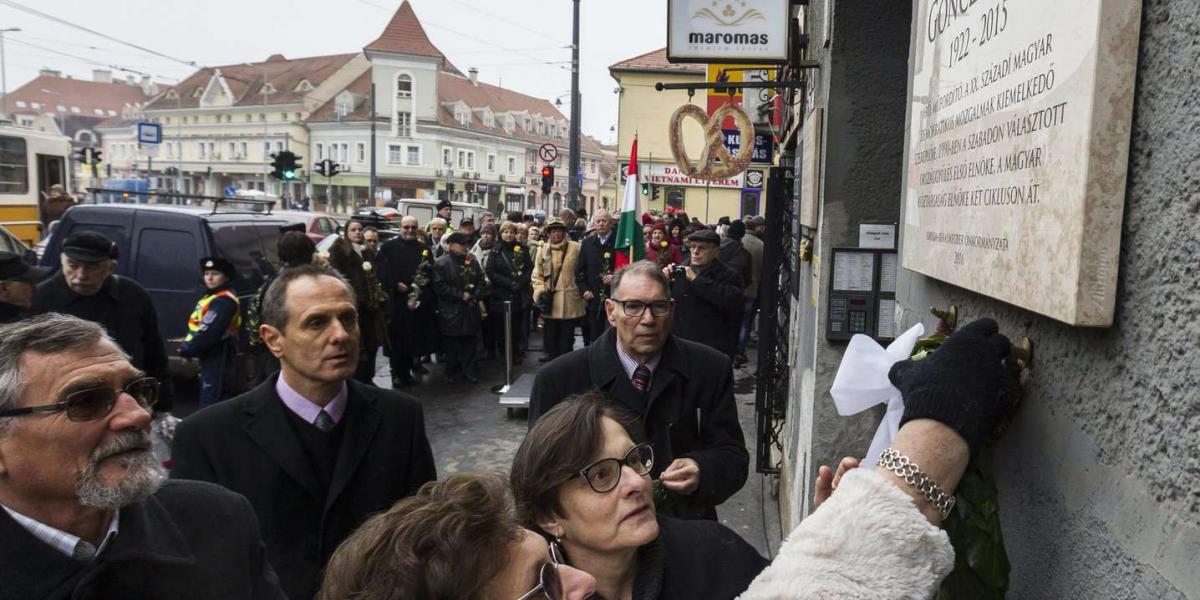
0, 27, 21, 120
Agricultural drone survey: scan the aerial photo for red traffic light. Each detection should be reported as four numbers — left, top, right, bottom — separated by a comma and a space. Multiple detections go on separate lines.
541, 166, 553, 178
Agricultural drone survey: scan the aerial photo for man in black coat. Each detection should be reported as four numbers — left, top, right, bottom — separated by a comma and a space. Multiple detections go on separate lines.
32, 231, 172, 410
529, 261, 748, 519
374, 215, 436, 387
0, 251, 49, 324
668, 229, 744, 360
575, 208, 615, 345
171, 265, 437, 600
432, 232, 487, 383
0, 314, 284, 600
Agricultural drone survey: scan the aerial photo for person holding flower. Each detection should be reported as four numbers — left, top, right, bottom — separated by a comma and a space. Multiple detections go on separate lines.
486, 221, 533, 365
576, 209, 616, 346
645, 222, 684, 267
433, 232, 487, 383
374, 216, 436, 388
532, 218, 585, 361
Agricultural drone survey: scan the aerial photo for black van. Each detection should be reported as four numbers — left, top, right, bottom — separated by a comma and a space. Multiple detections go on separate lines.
40, 203, 290, 388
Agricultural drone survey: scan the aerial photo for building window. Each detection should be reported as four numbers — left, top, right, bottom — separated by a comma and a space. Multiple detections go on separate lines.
504, 115, 514, 133
316, 143, 324, 160
245, 114, 252, 122
467, 151, 475, 171
166, 144, 174, 158
507, 156, 516, 174
387, 144, 403, 164
396, 111, 412, 137
240, 141, 248, 157
228, 142, 237, 157
443, 147, 453, 167
406, 145, 421, 166
198, 143, 206, 158
14, 100, 25, 108
457, 150, 466, 169
356, 143, 365, 162
30, 102, 40, 110
487, 154, 496, 173
259, 113, 266, 122
274, 141, 283, 153
397, 74, 412, 98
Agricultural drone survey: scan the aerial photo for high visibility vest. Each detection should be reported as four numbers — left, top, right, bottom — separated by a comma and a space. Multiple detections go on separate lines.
185, 289, 242, 342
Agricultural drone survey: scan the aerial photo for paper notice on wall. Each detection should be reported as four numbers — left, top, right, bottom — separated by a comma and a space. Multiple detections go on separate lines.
877, 298, 897, 339
833, 252, 875, 292
880, 253, 898, 293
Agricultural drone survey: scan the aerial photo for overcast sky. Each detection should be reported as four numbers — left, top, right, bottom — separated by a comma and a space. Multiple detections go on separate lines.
1, 0, 670, 142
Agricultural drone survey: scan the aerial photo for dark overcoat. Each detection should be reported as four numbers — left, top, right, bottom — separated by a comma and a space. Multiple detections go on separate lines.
485, 240, 532, 308
669, 260, 744, 359
0, 480, 285, 600
631, 516, 769, 600
528, 328, 749, 517
374, 236, 436, 356
432, 252, 485, 337
575, 233, 615, 307
170, 375, 437, 600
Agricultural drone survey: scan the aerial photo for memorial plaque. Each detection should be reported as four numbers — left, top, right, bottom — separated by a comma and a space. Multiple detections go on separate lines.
902, 0, 1142, 326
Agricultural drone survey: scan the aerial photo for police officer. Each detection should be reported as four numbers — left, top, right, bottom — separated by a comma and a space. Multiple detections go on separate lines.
33, 231, 173, 410
0, 251, 49, 324
180, 257, 241, 408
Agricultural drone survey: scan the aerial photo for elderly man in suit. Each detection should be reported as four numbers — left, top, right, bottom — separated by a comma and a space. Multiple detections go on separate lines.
171, 264, 437, 600
0, 314, 284, 599
528, 260, 748, 519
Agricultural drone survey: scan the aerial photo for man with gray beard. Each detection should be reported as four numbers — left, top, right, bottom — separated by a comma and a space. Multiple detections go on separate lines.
0, 314, 284, 600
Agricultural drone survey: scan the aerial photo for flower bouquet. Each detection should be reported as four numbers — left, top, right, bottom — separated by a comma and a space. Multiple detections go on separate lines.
406, 249, 432, 310
461, 255, 488, 318
830, 306, 1032, 600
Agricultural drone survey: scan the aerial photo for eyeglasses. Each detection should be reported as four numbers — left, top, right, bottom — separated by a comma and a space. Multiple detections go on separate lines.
0, 377, 159, 422
515, 540, 565, 600
609, 298, 673, 318
578, 443, 655, 494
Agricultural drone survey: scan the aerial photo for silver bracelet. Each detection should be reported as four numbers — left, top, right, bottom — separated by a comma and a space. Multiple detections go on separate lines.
878, 448, 956, 520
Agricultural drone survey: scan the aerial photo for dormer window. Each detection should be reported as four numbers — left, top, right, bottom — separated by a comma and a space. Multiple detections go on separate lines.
262, 83, 276, 95
504, 115, 514, 134
456, 106, 469, 126
483, 110, 494, 128
294, 79, 313, 92
165, 89, 179, 100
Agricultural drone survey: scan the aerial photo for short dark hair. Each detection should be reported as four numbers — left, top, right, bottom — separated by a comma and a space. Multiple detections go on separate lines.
260, 264, 353, 330
510, 392, 644, 525
611, 260, 670, 300
317, 474, 522, 600
277, 231, 316, 268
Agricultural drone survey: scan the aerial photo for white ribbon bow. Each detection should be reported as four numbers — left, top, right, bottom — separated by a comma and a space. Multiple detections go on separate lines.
829, 323, 925, 468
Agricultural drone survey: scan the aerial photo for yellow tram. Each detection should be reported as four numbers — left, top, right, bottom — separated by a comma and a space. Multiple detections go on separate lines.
0, 123, 73, 246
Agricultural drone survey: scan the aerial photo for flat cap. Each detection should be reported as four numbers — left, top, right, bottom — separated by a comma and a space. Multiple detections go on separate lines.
459, 217, 475, 226
62, 231, 119, 262
443, 232, 470, 246
543, 217, 567, 230
0, 251, 50, 283
687, 229, 721, 245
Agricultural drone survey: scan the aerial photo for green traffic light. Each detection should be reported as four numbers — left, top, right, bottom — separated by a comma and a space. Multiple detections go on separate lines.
283, 170, 296, 180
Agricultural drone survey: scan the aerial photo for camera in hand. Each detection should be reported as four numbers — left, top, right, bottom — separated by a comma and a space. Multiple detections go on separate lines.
672, 265, 688, 277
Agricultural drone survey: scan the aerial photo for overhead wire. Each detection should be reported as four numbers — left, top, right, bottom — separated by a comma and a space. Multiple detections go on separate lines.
0, 0, 199, 68
6, 37, 179, 81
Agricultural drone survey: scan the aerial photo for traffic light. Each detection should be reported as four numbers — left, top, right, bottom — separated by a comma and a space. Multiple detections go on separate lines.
73, 148, 102, 165
271, 151, 302, 180
540, 165, 554, 195
73, 148, 86, 164
641, 182, 649, 196
314, 160, 327, 177
327, 160, 341, 178
652, 185, 661, 201
89, 149, 102, 165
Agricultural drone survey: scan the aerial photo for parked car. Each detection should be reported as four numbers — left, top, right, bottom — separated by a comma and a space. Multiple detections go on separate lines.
40, 203, 291, 390
276, 210, 342, 245
0, 224, 37, 264
392, 198, 485, 225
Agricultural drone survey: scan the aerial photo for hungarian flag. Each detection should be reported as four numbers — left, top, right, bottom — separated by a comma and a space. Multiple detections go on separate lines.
613, 137, 645, 269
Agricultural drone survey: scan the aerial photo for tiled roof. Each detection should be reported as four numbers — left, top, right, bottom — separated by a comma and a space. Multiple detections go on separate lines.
307, 70, 373, 123
144, 53, 358, 110
364, 0, 463, 76
6, 75, 150, 118
434, 72, 602, 155
609, 48, 706, 75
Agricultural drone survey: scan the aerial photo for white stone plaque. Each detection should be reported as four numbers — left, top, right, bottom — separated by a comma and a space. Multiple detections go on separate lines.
901, 0, 1142, 326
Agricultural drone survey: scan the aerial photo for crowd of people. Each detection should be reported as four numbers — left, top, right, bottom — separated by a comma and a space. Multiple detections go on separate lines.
0, 197, 1023, 599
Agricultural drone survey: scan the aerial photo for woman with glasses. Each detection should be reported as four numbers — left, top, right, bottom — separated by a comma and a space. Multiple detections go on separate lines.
318, 474, 597, 600
511, 392, 769, 600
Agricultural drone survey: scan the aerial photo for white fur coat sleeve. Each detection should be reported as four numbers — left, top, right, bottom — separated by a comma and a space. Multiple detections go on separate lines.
738, 469, 954, 599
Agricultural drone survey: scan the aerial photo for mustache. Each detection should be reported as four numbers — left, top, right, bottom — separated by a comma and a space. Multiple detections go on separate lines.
92, 430, 153, 463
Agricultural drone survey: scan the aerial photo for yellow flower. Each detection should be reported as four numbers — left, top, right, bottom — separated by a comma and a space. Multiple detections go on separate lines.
422, 249, 430, 257
362, 262, 373, 272
603, 252, 611, 259
660, 241, 668, 249
514, 245, 523, 253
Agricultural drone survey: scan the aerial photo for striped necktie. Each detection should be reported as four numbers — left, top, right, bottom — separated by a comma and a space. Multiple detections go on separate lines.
632, 364, 651, 392
314, 410, 335, 432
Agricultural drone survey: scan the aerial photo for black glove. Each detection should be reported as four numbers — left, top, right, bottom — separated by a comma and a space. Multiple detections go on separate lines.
888, 318, 1018, 454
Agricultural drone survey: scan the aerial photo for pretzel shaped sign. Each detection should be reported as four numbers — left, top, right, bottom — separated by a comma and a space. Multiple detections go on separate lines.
669, 103, 756, 181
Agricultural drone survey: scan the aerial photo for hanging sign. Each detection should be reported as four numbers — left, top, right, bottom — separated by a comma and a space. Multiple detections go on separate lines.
667, 0, 790, 64
669, 103, 756, 181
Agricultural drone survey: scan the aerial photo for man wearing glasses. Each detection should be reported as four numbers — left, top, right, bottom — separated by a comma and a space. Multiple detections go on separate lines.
528, 260, 749, 520
0, 314, 284, 598
374, 216, 436, 387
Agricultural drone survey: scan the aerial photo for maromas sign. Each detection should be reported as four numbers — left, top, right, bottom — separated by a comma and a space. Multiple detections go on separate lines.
668, 0, 789, 64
